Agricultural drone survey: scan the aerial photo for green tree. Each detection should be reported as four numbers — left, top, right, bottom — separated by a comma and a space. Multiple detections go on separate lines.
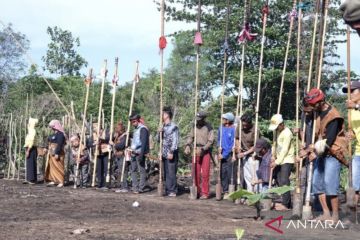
42, 26, 87, 76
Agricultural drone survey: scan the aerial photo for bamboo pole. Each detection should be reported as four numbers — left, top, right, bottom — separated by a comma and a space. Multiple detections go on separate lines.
74, 68, 93, 189
106, 58, 119, 185
216, 0, 230, 201
307, 0, 320, 90
190, 0, 201, 200
7, 113, 13, 179
253, 1, 269, 192
12, 119, 17, 179
295, 1, 302, 195
303, 0, 329, 220
158, 0, 166, 196
18, 116, 23, 180
120, 61, 140, 183
91, 60, 108, 187
234, 0, 248, 201
277, 0, 298, 114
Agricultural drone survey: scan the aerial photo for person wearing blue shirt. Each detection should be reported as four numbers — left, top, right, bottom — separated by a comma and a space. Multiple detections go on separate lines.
217, 112, 235, 194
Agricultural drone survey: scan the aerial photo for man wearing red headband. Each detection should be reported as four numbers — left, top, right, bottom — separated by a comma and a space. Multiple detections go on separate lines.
303, 88, 349, 222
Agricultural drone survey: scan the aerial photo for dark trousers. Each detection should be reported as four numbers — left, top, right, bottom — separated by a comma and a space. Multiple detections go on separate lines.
163, 151, 178, 194
274, 163, 293, 208
73, 163, 89, 187
131, 155, 146, 192
26, 147, 37, 182
96, 154, 108, 188
116, 156, 129, 189
221, 154, 233, 193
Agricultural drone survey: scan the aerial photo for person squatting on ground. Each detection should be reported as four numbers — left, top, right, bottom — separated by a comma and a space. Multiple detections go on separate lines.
253, 138, 272, 192
304, 88, 349, 222
23, 117, 39, 184
269, 114, 295, 211
344, 81, 360, 210
235, 113, 260, 192
70, 134, 90, 188
129, 113, 150, 194
46, 119, 66, 187
185, 111, 214, 199
217, 112, 236, 196
157, 107, 179, 197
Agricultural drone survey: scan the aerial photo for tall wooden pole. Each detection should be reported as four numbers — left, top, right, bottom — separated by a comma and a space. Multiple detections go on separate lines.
106, 58, 119, 185
120, 61, 140, 183
74, 68, 93, 189
91, 60, 108, 187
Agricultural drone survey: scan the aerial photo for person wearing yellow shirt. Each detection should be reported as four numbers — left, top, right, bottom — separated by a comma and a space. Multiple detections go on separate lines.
269, 114, 295, 211
344, 81, 360, 209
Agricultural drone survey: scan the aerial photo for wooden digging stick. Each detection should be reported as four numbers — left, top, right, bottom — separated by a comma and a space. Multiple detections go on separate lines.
120, 61, 140, 183
253, 0, 269, 193
158, 0, 166, 196
7, 113, 13, 179
295, 1, 302, 195
91, 60, 108, 187
74, 68, 93, 189
345, 26, 356, 209
216, 0, 230, 201
106, 58, 119, 185
303, 0, 329, 220
190, 0, 201, 200
277, 0, 297, 114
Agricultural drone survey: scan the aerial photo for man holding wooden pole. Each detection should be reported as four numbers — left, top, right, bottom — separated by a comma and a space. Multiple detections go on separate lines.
157, 107, 179, 197
129, 113, 149, 194
269, 114, 295, 210
304, 88, 349, 222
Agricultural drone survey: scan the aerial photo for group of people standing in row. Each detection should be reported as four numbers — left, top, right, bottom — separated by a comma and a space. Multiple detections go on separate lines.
21, 82, 360, 221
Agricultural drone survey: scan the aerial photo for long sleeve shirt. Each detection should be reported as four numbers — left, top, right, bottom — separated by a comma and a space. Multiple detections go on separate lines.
48, 131, 66, 155
186, 122, 214, 151
217, 125, 235, 159
257, 149, 272, 183
131, 124, 149, 158
157, 122, 179, 157
275, 127, 295, 165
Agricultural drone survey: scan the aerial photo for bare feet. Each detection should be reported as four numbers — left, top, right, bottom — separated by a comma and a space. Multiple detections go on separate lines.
274, 203, 289, 211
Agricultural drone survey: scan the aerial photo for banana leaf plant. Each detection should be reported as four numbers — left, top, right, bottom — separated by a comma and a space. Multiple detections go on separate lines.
225, 185, 294, 219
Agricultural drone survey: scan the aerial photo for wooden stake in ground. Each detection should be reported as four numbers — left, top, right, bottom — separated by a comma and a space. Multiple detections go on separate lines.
91, 60, 108, 187
232, 0, 249, 199
216, 0, 230, 201
345, 26, 356, 209
189, 0, 202, 200
105, 58, 119, 186
303, 0, 329, 221
74, 68, 93, 189
7, 113, 13, 179
253, 0, 269, 193
158, 0, 166, 197
293, 1, 302, 218
120, 61, 140, 184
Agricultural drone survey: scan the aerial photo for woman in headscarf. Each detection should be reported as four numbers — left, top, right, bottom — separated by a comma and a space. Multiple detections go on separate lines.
24, 117, 39, 184
45, 119, 66, 187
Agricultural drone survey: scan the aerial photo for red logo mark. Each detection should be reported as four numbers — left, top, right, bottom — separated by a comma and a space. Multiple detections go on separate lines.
265, 216, 284, 234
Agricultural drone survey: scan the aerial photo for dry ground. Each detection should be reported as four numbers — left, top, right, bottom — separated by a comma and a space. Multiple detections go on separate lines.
0, 179, 359, 240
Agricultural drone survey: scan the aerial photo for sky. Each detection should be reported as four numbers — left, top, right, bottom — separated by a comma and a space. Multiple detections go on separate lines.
1, 0, 359, 87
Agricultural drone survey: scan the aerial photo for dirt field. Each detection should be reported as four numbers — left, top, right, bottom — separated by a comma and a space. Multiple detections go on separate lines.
0, 179, 359, 240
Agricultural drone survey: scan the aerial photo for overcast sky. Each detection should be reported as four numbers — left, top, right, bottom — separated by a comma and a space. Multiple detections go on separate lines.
1, 0, 359, 87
